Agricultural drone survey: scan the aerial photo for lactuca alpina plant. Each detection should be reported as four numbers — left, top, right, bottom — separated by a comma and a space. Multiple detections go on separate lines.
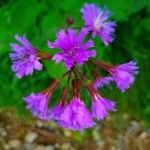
9, 3, 139, 131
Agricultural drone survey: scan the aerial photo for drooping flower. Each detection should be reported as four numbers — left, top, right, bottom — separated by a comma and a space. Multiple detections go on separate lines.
109, 61, 139, 92
81, 3, 116, 46
60, 98, 94, 131
94, 76, 113, 89
23, 80, 59, 120
23, 92, 50, 120
48, 104, 67, 122
87, 84, 116, 120
48, 87, 68, 122
9, 35, 43, 78
59, 79, 94, 131
95, 61, 139, 92
48, 28, 96, 70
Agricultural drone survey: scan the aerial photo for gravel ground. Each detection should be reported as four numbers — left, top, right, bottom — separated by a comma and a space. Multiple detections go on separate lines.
0, 109, 150, 150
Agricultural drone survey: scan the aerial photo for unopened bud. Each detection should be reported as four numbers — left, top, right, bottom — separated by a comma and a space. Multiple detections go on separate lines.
67, 16, 74, 25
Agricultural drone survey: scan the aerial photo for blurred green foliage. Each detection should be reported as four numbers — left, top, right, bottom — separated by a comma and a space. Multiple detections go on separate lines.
0, 0, 150, 127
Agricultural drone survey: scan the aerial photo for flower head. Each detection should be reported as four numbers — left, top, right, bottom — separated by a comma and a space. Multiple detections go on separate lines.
92, 96, 116, 120
23, 92, 50, 120
109, 61, 139, 92
94, 76, 113, 89
59, 79, 94, 131
60, 98, 94, 131
48, 87, 68, 122
87, 84, 116, 120
81, 3, 116, 46
48, 104, 67, 122
9, 35, 43, 78
23, 80, 59, 120
48, 28, 96, 70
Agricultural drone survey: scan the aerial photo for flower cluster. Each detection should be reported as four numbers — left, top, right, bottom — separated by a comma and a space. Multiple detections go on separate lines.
9, 3, 139, 131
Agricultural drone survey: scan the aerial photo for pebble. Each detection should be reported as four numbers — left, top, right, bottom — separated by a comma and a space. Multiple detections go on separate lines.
64, 129, 72, 137
54, 143, 60, 149
23, 142, 34, 150
3, 144, 10, 150
25, 132, 38, 143
34, 145, 45, 150
0, 128, 7, 137
45, 145, 55, 150
36, 120, 44, 128
60, 142, 71, 150
8, 139, 21, 149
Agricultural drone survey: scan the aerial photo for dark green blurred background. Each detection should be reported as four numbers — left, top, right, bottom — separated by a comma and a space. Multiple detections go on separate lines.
0, 0, 150, 128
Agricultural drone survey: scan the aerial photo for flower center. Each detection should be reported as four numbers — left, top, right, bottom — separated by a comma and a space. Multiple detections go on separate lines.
94, 15, 103, 31
65, 46, 79, 58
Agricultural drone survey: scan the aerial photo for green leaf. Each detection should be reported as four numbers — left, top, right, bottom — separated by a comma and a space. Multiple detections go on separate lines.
44, 61, 66, 79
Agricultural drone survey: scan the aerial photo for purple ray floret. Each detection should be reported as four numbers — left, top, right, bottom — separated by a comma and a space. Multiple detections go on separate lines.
59, 98, 95, 131
94, 76, 114, 89
92, 95, 116, 120
48, 28, 96, 70
110, 61, 139, 92
9, 35, 42, 78
23, 92, 49, 120
47, 104, 66, 122
81, 3, 116, 46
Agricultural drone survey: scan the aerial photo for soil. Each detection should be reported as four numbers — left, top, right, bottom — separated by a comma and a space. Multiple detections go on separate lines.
0, 109, 150, 150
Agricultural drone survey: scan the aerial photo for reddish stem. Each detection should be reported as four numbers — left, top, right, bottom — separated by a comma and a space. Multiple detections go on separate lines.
59, 87, 69, 106
72, 79, 81, 100
37, 51, 52, 60
95, 60, 112, 71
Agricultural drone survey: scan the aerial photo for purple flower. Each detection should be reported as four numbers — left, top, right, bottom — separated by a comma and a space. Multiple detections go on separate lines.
109, 61, 139, 92
59, 98, 95, 131
81, 3, 116, 46
48, 28, 96, 70
87, 84, 115, 120
94, 76, 114, 89
23, 92, 50, 120
92, 95, 116, 120
23, 80, 60, 120
47, 104, 66, 122
48, 87, 68, 122
10, 35, 42, 78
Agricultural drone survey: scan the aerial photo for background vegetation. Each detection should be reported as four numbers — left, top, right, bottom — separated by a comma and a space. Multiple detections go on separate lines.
0, 0, 150, 129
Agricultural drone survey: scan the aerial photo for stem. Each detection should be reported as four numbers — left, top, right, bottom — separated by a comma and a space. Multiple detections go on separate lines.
95, 60, 112, 71
72, 79, 81, 99
37, 51, 52, 60
74, 66, 87, 81
59, 87, 69, 106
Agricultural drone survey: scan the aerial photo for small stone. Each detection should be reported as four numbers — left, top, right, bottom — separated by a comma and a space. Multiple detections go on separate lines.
8, 139, 21, 149
25, 132, 38, 143
126, 121, 141, 137
140, 131, 147, 139
64, 129, 72, 137
60, 143, 71, 150
36, 120, 43, 128
45, 145, 54, 150
3, 144, 10, 150
22, 142, 34, 150
54, 143, 60, 149
1, 131, 7, 137
34, 145, 45, 150
0, 128, 7, 137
